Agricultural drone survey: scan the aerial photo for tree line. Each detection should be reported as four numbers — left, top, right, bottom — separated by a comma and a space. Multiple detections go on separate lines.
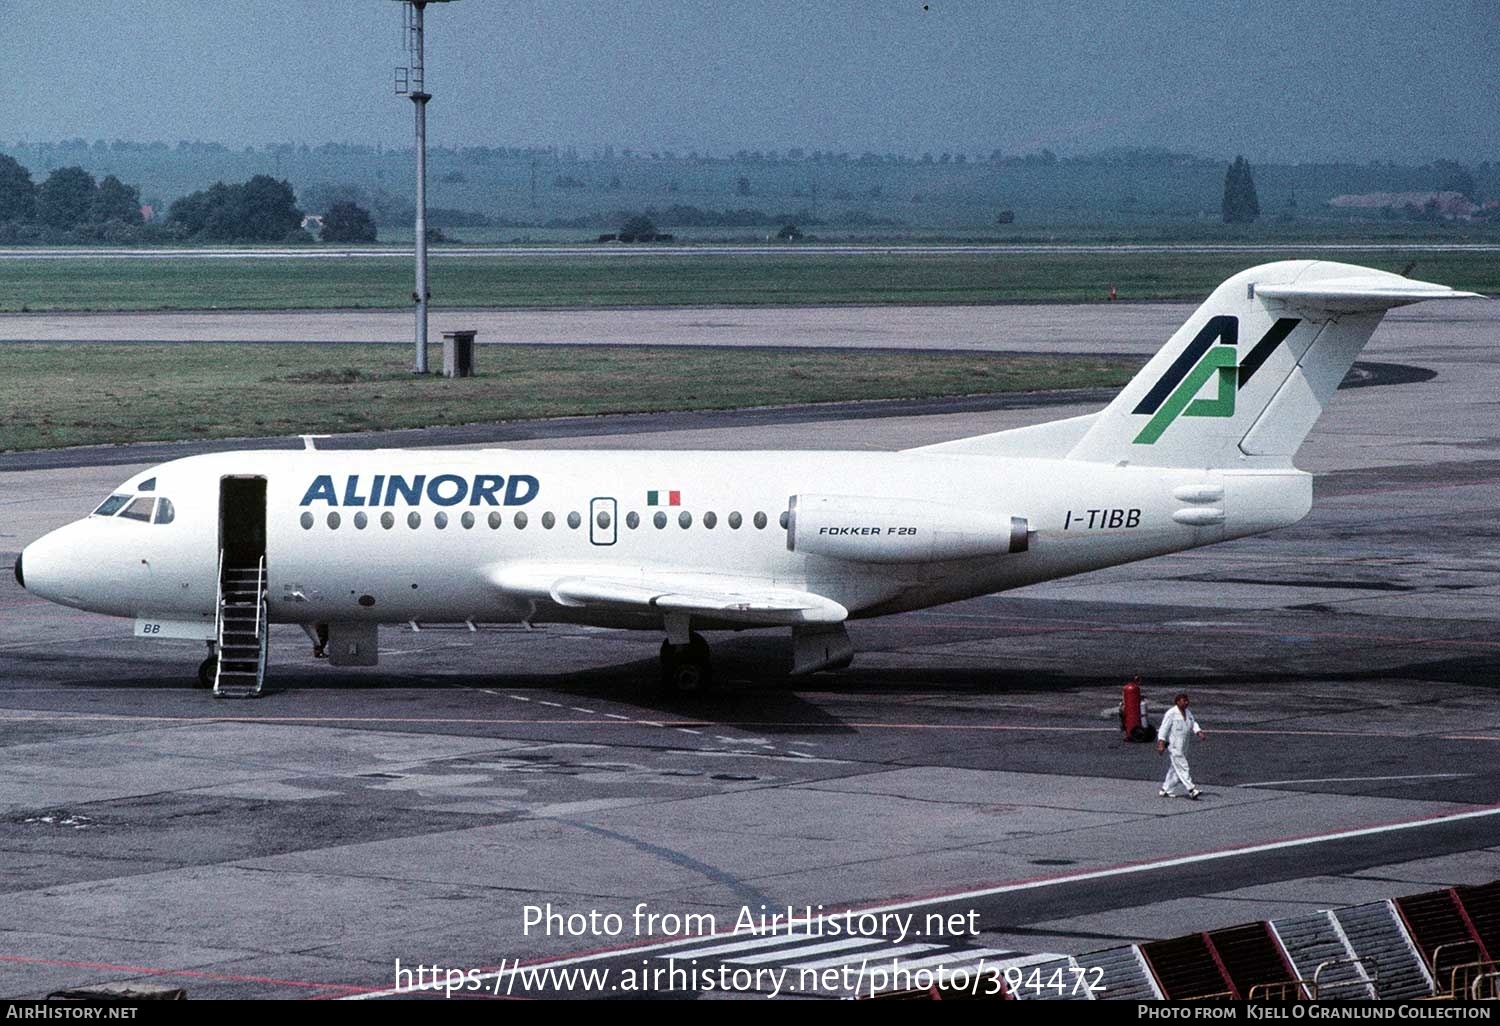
0, 155, 377, 243
0, 156, 145, 241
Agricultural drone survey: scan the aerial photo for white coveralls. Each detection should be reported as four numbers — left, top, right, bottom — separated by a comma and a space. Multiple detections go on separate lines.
1158, 706, 1203, 795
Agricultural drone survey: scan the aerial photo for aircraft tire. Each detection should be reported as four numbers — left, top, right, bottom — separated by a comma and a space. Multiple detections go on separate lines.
196, 656, 218, 690
660, 636, 713, 696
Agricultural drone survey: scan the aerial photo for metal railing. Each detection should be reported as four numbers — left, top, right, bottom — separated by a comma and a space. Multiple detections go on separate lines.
1247, 980, 1315, 1000
1312, 956, 1379, 1000
1434, 960, 1500, 1001
251, 556, 265, 640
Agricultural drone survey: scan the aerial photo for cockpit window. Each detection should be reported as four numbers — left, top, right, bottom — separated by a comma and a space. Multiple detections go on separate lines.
93, 494, 131, 517
136, 477, 156, 492
118, 497, 156, 522
153, 498, 176, 525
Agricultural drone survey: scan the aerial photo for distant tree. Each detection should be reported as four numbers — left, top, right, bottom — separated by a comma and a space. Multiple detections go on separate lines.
1434, 159, 1476, 200
92, 175, 143, 224
736, 176, 751, 197
618, 214, 657, 241
995, 209, 1016, 225
168, 175, 302, 241
0, 154, 36, 223
1221, 155, 1261, 223
237, 175, 303, 240
775, 223, 803, 240
37, 166, 96, 229
320, 201, 377, 243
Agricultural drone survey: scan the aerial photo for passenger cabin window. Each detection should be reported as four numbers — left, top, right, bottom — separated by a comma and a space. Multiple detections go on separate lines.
94, 494, 131, 517
118, 497, 155, 522
153, 498, 176, 525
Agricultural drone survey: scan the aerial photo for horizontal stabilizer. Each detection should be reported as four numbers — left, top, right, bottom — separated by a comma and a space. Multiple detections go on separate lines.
1255, 276, 1480, 313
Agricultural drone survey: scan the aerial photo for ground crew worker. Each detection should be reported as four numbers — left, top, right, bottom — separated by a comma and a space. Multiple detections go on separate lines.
1156, 692, 1205, 799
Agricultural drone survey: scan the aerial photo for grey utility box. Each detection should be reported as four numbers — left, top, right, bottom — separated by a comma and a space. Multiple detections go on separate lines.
441, 330, 476, 378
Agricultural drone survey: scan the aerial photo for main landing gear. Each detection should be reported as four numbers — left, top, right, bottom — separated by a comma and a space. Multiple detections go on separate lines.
660, 632, 712, 696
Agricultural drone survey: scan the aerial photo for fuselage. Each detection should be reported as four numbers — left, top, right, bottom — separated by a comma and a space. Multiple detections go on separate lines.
18, 447, 1312, 631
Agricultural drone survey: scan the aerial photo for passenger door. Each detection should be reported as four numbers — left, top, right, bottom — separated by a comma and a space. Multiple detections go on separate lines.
589, 497, 617, 546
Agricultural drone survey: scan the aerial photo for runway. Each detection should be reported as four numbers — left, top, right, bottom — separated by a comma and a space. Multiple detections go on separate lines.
0, 298, 1497, 999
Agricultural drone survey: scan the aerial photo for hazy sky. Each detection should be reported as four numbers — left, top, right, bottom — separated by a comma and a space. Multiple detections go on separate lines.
3, 1, 1496, 163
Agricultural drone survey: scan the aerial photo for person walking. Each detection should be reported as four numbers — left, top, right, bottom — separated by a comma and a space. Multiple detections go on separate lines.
1157, 692, 1206, 799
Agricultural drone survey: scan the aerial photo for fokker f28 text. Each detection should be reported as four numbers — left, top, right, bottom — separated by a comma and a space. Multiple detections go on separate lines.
15, 261, 1481, 696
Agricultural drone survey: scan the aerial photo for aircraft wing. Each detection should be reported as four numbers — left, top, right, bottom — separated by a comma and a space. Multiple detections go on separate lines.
491, 564, 848, 626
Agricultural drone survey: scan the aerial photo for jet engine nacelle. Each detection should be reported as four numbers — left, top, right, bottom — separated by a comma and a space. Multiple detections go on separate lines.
786, 494, 1029, 564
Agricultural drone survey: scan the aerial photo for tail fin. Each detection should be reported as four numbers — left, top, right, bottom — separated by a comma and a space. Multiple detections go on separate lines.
1067, 260, 1479, 468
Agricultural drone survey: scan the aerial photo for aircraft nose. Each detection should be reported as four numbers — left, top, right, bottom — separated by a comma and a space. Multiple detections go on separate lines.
12, 551, 22, 590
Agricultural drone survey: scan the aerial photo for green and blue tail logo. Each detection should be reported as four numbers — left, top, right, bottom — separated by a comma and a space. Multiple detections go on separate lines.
1132, 315, 1300, 444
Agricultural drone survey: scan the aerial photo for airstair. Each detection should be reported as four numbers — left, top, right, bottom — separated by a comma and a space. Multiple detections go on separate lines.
1396, 889, 1489, 986
1140, 934, 1235, 999
1457, 881, 1500, 954
214, 555, 268, 698
1087, 945, 1163, 1000
1331, 900, 1434, 999
1270, 910, 1377, 1000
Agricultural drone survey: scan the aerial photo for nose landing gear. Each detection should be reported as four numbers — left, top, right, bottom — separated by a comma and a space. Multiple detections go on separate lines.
197, 651, 217, 690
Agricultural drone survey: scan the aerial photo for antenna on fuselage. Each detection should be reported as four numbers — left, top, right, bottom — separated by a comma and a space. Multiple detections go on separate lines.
300, 435, 331, 451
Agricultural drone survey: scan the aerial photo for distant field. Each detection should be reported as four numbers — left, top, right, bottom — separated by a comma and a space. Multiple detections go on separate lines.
0, 249, 1494, 313
0, 343, 1138, 451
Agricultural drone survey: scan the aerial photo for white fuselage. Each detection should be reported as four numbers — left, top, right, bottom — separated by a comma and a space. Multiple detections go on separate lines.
19, 447, 1311, 631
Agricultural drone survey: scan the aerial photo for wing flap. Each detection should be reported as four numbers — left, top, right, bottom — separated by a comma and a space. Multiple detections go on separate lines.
492, 564, 847, 626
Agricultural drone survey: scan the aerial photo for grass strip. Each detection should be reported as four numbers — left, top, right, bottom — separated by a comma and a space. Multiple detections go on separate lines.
0, 250, 1493, 312
0, 342, 1137, 451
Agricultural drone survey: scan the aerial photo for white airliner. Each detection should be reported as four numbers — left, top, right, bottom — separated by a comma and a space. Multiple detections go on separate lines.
13, 261, 1481, 697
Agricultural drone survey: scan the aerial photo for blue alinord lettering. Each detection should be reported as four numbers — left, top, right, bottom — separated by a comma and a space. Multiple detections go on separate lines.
299, 474, 539, 507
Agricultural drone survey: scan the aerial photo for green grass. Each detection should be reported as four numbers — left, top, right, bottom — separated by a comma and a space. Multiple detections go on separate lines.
1, 249, 1494, 312
0, 343, 1139, 451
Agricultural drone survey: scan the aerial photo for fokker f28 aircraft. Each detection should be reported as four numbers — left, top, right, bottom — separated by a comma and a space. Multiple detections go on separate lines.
14, 261, 1481, 697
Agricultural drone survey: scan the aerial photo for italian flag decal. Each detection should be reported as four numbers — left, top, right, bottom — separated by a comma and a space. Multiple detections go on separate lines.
646, 490, 681, 506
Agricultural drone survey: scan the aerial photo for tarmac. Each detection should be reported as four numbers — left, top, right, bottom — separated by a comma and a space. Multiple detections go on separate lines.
0, 297, 1496, 999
